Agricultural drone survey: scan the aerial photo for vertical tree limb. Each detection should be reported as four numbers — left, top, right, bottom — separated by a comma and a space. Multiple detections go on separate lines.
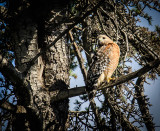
135, 75, 155, 131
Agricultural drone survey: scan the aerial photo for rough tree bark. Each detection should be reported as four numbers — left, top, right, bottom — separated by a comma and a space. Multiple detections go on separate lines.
10, 5, 70, 131
11, 17, 42, 130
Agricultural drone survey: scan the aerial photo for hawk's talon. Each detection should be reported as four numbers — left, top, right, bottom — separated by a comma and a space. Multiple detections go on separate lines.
107, 77, 116, 83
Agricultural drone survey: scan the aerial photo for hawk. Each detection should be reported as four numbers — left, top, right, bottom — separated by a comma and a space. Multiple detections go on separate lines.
86, 35, 120, 99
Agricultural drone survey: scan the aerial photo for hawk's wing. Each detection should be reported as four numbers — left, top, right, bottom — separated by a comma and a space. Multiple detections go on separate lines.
86, 45, 112, 91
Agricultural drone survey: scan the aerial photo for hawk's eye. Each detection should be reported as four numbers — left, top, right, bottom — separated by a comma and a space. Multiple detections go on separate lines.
102, 37, 105, 39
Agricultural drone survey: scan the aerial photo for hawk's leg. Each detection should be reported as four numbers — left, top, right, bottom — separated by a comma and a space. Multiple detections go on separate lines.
106, 77, 116, 83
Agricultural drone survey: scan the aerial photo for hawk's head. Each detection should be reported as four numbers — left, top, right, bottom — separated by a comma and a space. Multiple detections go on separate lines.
97, 35, 113, 45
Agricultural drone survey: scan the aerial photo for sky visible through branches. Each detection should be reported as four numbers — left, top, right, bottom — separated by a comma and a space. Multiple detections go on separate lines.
69, 7, 160, 130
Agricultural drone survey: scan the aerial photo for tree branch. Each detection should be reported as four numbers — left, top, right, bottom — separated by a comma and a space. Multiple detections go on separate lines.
69, 31, 87, 83
0, 100, 16, 112
145, 2, 160, 12
135, 75, 155, 130
99, 59, 160, 90
0, 55, 31, 106
0, 100, 26, 114
103, 91, 140, 131
0, 5, 8, 19
96, 10, 111, 38
50, 59, 160, 101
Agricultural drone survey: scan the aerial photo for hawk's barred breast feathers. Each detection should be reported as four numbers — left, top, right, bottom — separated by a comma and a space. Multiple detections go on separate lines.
86, 35, 120, 93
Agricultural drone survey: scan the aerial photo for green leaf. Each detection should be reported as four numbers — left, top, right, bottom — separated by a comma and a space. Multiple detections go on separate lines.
69, 69, 78, 79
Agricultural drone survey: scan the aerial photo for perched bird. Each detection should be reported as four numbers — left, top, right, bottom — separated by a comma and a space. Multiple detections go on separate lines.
86, 35, 120, 99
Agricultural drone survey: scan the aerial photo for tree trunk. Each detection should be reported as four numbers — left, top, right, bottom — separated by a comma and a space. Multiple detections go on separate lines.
11, 9, 69, 131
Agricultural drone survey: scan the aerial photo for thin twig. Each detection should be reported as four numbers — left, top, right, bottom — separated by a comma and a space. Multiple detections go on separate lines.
124, 31, 129, 60
122, 30, 129, 68
145, 2, 160, 12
